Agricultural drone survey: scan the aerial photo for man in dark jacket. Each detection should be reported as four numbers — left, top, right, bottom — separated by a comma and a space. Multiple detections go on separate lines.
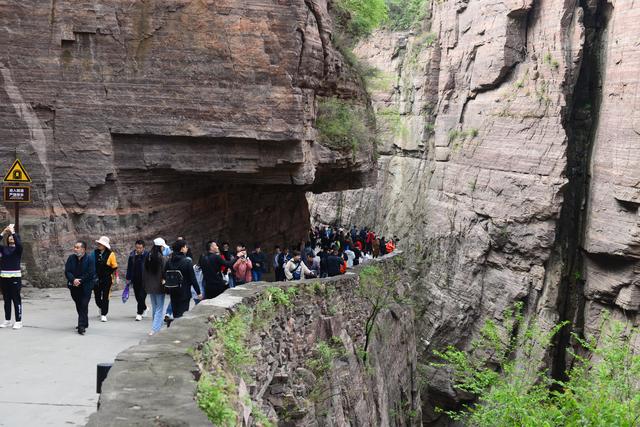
200, 241, 235, 300
275, 248, 290, 282
65, 241, 96, 335
248, 244, 266, 282
126, 240, 148, 321
164, 240, 201, 322
319, 246, 330, 278
327, 248, 344, 277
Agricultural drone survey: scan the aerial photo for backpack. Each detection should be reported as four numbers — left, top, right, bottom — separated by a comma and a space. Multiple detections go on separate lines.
339, 261, 347, 274
164, 269, 184, 289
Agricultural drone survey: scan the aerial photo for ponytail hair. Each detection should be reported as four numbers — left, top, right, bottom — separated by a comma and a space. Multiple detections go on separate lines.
145, 245, 163, 273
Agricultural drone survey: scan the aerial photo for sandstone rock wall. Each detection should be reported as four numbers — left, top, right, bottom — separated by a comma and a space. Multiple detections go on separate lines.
0, 0, 375, 284
310, 0, 639, 421
88, 254, 419, 426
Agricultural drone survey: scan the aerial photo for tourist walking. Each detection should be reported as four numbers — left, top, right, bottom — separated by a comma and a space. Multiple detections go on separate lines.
380, 236, 388, 256
64, 241, 96, 335
200, 241, 235, 300
248, 244, 266, 282
306, 253, 321, 278
344, 246, 356, 268
275, 247, 290, 282
319, 246, 330, 278
143, 238, 168, 335
284, 251, 314, 281
94, 236, 118, 322
164, 240, 201, 323
273, 246, 283, 281
0, 224, 23, 329
233, 250, 252, 286
126, 240, 148, 321
326, 248, 345, 277
372, 237, 380, 258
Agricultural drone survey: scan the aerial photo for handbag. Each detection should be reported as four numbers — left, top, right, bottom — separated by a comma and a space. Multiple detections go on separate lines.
122, 283, 130, 303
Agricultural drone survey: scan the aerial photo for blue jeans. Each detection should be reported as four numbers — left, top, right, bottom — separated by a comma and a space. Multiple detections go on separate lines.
227, 275, 235, 289
149, 293, 165, 333
191, 287, 200, 305
252, 270, 263, 282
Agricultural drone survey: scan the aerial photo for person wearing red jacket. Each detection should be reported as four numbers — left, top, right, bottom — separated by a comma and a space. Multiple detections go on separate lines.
233, 250, 253, 285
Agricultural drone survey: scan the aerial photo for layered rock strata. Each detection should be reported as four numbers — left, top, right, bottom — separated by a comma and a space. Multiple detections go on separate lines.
0, 0, 375, 284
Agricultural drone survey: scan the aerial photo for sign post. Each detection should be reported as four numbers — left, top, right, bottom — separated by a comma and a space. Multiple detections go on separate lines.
3, 159, 32, 233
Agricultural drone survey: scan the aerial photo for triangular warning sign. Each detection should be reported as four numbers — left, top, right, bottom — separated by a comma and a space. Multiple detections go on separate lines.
3, 159, 32, 183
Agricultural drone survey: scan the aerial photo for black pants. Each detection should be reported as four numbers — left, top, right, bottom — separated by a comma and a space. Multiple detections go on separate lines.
204, 280, 226, 300
132, 281, 147, 315
1, 277, 22, 321
70, 287, 90, 328
169, 291, 190, 319
275, 267, 284, 282
94, 281, 112, 316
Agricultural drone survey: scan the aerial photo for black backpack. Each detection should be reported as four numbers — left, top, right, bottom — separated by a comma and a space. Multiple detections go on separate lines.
164, 269, 184, 289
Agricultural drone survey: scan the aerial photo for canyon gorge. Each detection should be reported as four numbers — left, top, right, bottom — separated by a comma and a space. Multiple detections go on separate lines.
1, 0, 640, 425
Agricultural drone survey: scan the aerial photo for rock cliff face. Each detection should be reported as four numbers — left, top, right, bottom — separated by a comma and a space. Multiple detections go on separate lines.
309, 0, 638, 421
0, 0, 374, 283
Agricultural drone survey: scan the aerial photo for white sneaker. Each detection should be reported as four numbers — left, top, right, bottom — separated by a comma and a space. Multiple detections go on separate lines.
0, 320, 10, 328
142, 308, 149, 318
12, 321, 22, 329
135, 314, 142, 321
101, 315, 107, 322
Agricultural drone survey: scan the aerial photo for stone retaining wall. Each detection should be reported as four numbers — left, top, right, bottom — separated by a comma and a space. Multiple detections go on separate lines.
87, 252, 419, 426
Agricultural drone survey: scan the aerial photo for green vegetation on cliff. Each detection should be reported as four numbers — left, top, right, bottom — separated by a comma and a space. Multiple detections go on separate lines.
194, 289, 298, 427
434, 305, 640, 426
334, 0, 388, 39
316, 97, 375, 155
385, 0, 429, 30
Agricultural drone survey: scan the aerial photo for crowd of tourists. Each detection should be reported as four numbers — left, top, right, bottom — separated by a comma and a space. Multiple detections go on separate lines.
0, 224, 396, 336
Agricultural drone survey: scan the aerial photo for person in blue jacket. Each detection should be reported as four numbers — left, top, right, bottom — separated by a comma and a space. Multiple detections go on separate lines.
0, 224, 23, 329
65, 241, 96, 335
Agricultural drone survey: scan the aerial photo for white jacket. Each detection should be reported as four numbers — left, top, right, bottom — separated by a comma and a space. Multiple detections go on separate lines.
284, 259, 313, 281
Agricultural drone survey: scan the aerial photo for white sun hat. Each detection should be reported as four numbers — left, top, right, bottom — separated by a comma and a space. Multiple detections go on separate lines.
153, 237, 169, 249
95, 236, 111, 250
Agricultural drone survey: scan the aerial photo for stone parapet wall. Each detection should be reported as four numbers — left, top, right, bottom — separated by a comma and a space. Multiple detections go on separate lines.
88, 252, 419, 426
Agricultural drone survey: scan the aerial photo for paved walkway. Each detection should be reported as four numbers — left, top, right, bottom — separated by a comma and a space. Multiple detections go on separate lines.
0, 287, 167, 426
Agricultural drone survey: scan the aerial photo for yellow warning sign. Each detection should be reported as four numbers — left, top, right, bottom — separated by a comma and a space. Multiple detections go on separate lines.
3, 159, 32, 183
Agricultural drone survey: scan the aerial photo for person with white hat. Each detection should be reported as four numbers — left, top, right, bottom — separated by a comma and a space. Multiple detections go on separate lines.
93, 236, 118, 322
143, 238, 169, 335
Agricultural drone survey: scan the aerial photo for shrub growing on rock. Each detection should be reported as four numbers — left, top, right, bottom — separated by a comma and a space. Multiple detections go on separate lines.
334, 0, 388, 39
433, 305, 640, 426
385, 0, 429, 31
315, 97, 374, 155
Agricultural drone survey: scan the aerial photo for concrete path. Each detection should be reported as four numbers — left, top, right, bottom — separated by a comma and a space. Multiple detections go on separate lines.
0, 287, 168, 426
